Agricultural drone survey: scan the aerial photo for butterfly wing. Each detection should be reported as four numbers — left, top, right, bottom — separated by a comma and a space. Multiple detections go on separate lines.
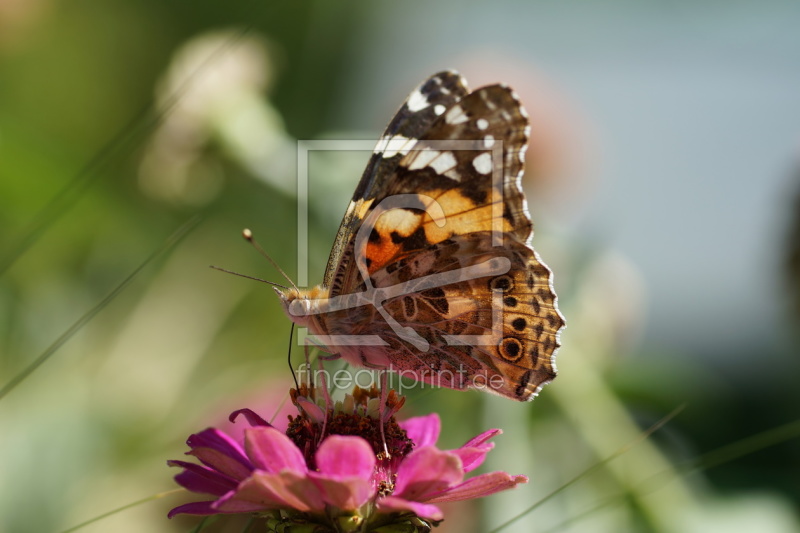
317, 72, 565, 401
375, 84, 532, 260
322, 71, 469, 288
371, 234, 563, 400
330, 82, 533, 296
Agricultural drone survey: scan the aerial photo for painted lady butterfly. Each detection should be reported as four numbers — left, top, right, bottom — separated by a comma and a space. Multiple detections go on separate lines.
277, 71, 565, 401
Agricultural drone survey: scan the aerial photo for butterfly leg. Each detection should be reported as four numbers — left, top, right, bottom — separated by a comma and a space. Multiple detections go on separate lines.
315, 357, 332, 448
378, 370, 391, 460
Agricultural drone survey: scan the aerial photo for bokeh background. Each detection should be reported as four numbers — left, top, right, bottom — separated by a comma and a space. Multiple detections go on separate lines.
1, 1, 799, 532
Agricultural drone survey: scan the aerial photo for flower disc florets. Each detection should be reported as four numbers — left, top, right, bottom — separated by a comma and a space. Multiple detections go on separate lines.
286, 385, 413, 471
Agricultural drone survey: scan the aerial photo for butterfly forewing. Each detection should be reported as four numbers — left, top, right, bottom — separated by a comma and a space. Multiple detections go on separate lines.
323, 71, 469, 288
357, 85, 532, 278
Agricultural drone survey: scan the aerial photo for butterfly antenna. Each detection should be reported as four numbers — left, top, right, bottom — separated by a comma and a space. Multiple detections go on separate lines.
208, 265, 288, 289
287, 322, 299, 389
242, 228, 299, 292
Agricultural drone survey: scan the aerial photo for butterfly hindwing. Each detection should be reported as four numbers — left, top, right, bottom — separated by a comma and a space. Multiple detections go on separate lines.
340, 233, 563, 400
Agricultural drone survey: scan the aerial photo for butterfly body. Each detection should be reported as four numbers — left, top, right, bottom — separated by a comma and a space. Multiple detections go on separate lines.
277, 72, 565, 401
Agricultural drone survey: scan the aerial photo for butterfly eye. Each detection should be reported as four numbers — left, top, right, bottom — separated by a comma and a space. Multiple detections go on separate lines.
489, 275, 514, 292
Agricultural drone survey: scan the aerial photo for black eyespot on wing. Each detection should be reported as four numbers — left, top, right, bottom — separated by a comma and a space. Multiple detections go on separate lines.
503, 296, 517, 307
505, 339, 520, 358
489, 275, 514, 292
499, 337, 524, 362
512, 317, 526, 331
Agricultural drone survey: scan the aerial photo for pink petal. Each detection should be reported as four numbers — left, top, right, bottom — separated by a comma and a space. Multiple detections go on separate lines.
316, 435, 376, 479
424, 472, 529, 503
305, 436, 376, 510
308, 473, 374, 511
212, 493, 271, 514
167, 500, 220, 518
460, 428, 501, 450
399, 414, 440, 447
244, 427, 308, 474
187, 429, 253, 480
214, 470, 326, 513
393, 447, 463, 502
450, 444, 494, 474
168, 460, 238, 495
377, 496, 444, 521
295, 396, 326, 424
229, 408, 271, 427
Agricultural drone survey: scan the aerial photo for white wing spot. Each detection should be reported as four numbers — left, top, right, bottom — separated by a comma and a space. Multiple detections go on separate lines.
476, 118, 489, 130
376, 208, 421, 236
374, 135, 390, 154
483, 134, 495, 148
407, 88, 429, 112
434, 104, 446, 116
381, 134, 415, 158
444, 105, 468, 125
472, 152, 493, 174
429, 151, 457, 175
407, 149, 441, 171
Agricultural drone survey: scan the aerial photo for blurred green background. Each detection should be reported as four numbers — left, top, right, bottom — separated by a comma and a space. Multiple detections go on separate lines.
1, 1, 799, 532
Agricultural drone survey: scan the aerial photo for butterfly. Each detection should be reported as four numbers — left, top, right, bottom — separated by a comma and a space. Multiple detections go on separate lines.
276, 71, 565, 401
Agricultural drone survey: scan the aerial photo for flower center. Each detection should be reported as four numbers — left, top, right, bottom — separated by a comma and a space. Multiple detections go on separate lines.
285, 385, 414, 471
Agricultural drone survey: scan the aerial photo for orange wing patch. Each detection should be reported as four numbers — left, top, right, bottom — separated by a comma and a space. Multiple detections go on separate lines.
364, 186, 515, 275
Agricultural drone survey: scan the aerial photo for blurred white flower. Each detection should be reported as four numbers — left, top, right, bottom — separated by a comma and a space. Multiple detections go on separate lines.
139, 29, 295, 206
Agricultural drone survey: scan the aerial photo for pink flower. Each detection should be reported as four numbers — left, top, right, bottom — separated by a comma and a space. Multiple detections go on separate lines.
168, 387, 527, 531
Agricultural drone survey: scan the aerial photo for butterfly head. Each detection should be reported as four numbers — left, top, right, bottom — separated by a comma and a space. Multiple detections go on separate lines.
273, 285, 327, 330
